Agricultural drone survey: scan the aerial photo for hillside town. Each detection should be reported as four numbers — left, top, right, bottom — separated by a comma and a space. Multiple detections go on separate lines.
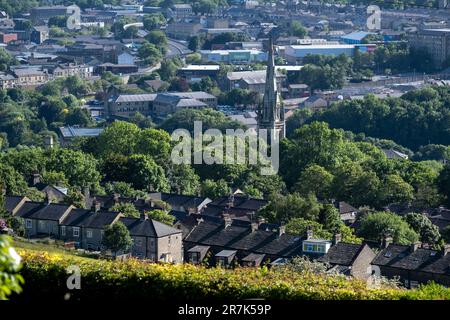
0, 0, 450, 304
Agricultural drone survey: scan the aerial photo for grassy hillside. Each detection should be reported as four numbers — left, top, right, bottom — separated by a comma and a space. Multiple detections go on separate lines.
13, 249, 450, 301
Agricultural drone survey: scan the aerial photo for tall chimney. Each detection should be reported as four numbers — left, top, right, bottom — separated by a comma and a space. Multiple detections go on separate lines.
92, 200, 101, 213
44, 135, 54, 149
278, 225, 286, 237
223, 213, 232, 228
32, 173, 41, 186
44, 193, 52, 205
410, 241, 421, 253
306, 227, 313, 240
381, 235, 393, 249
441, 244, 450, 256
332, 233, 342, 246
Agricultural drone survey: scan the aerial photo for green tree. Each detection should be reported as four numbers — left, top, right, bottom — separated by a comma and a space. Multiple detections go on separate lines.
138, 41, 163, 66
261, 193, 321, 224
97, 121, 140, 157
357, 211, 419, 245
381, 174, 414, 205
319, 204, 342, 232
167, 164, 200, 195
438, 163, 450, 206
294, 165, 334, 199
46, 148, 101, 190
200, 179, 230, 199
143, 13, 166, 30
63, 188, 85, 208
146, 209, 175, 225
405, 213, 441, 245
101, 222, 133, 257
0, 235, 23, 300
127, 154, 170, 192
110, 203, 140, 218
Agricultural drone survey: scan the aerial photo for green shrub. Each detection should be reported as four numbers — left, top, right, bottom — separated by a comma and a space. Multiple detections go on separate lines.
13, 250, 450, 301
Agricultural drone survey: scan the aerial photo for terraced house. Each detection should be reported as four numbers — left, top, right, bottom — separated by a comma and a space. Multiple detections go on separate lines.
5, 196, 183, 263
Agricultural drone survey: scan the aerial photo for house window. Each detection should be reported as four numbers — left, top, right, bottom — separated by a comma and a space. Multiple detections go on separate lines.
191, 253, 199, 264
87, 230, 93, 238
25, 219, 32, 229
73, 227, 80, 237
61, 226, 66, 236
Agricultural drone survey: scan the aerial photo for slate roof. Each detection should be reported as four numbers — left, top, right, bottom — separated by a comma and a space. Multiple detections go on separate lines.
372, 244, 449, 273
317, 243, 365, 266
83, 211, 122, 229
336, 201, 358, 214
208, 195, 268, 211
187, 245, 210, 255
60, 209, 92, 226
120, 217, 181, 237
242, 253, 265, 263
115, 94, 157, 103
4, 196, 27, 213
149, 192, 211, 211
15, 202, 72, 221
216, 249, 237, 257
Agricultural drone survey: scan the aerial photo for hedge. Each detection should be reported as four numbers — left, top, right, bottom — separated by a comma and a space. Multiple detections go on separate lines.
13, 250, 450, 301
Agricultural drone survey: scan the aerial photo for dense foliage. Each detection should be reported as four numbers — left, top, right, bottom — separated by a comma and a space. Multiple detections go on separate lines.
15, 250, 450, 301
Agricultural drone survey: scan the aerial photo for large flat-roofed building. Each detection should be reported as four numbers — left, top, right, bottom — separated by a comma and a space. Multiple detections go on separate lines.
409, 29, 450, 68
106, 91, 217, 118
107, 93, 158, 118
166, 22, 202, 40
30, 6, 68, 24
177, 65, 221, 83
224, 70, 284, 93
283, 44, 375, 63
200, 49, 268, 64
59, 126, 104, 145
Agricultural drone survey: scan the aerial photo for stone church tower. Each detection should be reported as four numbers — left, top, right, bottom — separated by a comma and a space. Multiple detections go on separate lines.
257, 34, 285, 141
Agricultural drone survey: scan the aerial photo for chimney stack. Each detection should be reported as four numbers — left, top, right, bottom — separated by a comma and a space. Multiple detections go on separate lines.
441, 244, 450, 256
44, 193, 52, 205
32, 173, 41, 186
278, 225, 286, 237
381, 235, 393, 249
257, 217, 266, 225
251, 222, 258, 233
410, 241, 421, 253
306, 227, 313, 240
113, 193, 120, 204
332, 233, 342, 245
140, 212, 148, 221
92, 200, 101, 213
223, 213, 232, 228
44, 135, 54, 149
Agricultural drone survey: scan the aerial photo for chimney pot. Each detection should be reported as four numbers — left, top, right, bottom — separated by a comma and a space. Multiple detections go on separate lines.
332, 233, 342, 245
278, 225, 286, 237
32, 173, 41, 186
441, 244, 450, 256
306, 227, 313, 240
223, 213, 232, 228
92, 200, 101, 213
410, 241, 421, 252
381, 235, 393, 249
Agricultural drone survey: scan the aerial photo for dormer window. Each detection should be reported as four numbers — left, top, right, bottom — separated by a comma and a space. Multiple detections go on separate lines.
302, 239, 331, 254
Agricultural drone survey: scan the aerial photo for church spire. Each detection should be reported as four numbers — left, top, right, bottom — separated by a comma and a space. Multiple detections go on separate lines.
258, 33, 285, 140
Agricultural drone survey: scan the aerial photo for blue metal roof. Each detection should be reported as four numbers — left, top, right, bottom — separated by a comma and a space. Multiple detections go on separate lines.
341, 31, 373, 41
